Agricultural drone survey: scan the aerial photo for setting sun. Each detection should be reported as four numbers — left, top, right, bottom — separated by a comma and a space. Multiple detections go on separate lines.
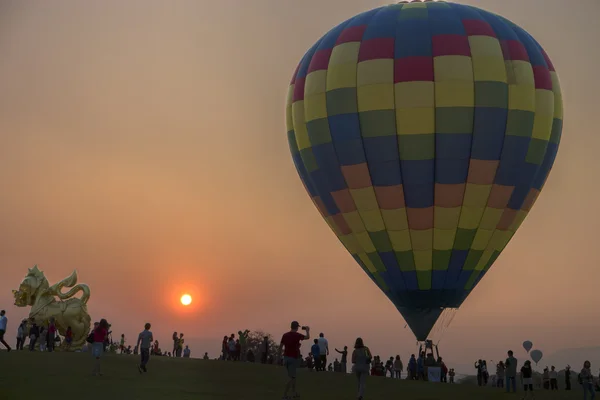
180, 294, 192, 306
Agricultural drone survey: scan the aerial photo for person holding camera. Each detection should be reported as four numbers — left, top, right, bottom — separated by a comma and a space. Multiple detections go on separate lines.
280, 321, 310, 399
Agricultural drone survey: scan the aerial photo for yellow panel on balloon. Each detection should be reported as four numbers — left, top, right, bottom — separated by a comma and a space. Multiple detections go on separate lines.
414, 250, 433, 271
395, 81, 435, 108
292, 101, 310, 150
471, 229, 494, 251
410, 229, 433, 251
462, 184, 492, 207
396, 108, 435, 135
329, 42, 360, 66
553, 93, 563, 119
286, 84, 294, 107
359, 209, 386, 232
490, 230, 512, 251
358, 252, 378, 273
478, 207, 504, 230
474, 248, 495, 270
468, 36, 503, 57
357, 59, 394, 86
433, 228, 456, 250
305, 70, 327, 96
357, 84, 395, 112
535, 89, 555, 115
434, 206, 461, 230
343, 211, 366, 233
433, 56, 473, 82
388, 230, 412, 252
339, 234, 360, 254
457, 206, 485, 230
471, 56, 507, 83
381, 208, 409, 231
508, 84, 535, 112
304, 93, 327, 122
532, 113, 554, 141
350, 187, 380, 211
511, 60, 535, 86
355, 232, 377, 253
435, 81, 474, 107
326, 64, 357, 90
286, 105, 294, 133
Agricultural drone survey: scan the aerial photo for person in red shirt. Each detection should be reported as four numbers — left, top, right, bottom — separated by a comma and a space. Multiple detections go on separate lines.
92, 319, 109, 376
280, 321, 310, 400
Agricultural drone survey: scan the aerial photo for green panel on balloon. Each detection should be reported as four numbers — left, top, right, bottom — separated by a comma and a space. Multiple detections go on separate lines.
398, 134, 435, 160
506, 110, 535, 136
417, 271, 432, 290
463, 250, 484, 270
474, 82, 508, 108
435, 108, 474, 134
526, 139, 549, 165
367, 253, 387, 272
299, 148, 318, 173
453, 229, 477, 250
433, 250, 452, 271
359, 110, 397, 137
306, 118, 332, 146
369, 231, 393, 253
395, 251, 415, 272
326, 89, 358, 116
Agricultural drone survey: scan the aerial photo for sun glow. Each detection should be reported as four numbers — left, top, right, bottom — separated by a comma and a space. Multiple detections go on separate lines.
180, 294, 192, 306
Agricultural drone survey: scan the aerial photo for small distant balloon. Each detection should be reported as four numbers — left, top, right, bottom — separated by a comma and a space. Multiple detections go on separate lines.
523, 341, 533, 353
530, 349, 543, 365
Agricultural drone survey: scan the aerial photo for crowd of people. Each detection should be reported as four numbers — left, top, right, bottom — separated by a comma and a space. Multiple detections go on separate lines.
1, 309, 598, 400
472, 351, 598, 400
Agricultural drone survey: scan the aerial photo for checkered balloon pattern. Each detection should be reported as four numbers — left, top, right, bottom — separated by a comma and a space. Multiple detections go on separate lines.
286, 1, 562, 340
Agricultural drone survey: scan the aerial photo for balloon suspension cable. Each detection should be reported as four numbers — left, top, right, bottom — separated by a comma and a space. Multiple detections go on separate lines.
430, 308, 458, 346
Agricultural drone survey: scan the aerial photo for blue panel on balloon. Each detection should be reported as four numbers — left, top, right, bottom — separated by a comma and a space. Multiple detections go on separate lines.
435, 158, 469, 184
369, 161, 403, 186
500, 135, 530, 163
432, 270, 447, 290
471, 108, 508, 160
329, 114, 362, 142
334, 139, 366, 165
436, 133, 473, 159
403, 184, 434, 208
363, 8, 398, 40
401, 160, 435, 185
427, 9, 466, 36
395, 20, 432, 58
363, 136, 400, 163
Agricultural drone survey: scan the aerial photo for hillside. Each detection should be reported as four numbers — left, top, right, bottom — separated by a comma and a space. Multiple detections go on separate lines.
0, 351, 587, 400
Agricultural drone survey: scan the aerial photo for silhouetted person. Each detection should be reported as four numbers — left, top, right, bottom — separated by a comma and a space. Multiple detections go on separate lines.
0, 310, 11, 351
565, 365, 572, 390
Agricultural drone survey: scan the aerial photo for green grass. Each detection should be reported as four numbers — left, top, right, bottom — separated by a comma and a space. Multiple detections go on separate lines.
0, 351, 586, 400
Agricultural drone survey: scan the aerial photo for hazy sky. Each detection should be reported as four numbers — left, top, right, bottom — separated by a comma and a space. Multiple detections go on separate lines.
0, 0, 598, 367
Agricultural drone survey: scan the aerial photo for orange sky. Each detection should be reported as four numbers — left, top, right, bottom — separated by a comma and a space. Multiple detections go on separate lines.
0, 0, 598, 366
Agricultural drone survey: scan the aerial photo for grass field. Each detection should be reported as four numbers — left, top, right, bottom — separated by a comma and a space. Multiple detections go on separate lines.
0, 351, 587, 400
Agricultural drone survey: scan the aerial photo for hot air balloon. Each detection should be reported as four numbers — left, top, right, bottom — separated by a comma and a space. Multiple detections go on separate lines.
530, 349, 543, 365
286, 1, 562, 342
523, 340, 533, 353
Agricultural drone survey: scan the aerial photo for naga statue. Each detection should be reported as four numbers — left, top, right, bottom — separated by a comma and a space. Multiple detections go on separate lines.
12, 265, 91, 350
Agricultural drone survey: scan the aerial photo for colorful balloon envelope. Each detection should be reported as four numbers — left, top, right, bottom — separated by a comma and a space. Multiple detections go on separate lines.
286, 1, 562, 340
